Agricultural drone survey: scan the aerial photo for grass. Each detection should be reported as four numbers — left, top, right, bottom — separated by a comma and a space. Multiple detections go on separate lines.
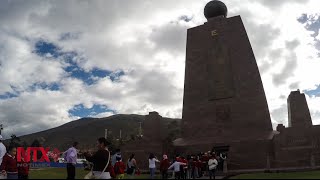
29, 168, 88, 179
230, 171, 320, 179
29, 168, 320, 179
29, 168, 160, 179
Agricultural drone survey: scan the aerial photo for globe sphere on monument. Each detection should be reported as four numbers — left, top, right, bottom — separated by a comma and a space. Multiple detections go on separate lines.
204, 0, 228, 19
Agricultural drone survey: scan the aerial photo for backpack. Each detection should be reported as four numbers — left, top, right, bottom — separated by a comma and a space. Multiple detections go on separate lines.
114, 163, 120, 174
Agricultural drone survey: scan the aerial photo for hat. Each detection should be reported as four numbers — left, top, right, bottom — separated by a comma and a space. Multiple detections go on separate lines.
0, 135, 3, 140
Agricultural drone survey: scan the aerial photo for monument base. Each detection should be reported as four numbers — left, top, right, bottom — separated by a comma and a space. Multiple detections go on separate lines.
173, 132, 276, 170
122, 138, 167, 169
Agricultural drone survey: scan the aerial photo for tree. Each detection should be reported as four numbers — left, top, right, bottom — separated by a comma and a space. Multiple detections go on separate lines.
163, 121, 181, 156
22, 141, 28, 148
9, 134, 21, 147
31, 139, 40, 147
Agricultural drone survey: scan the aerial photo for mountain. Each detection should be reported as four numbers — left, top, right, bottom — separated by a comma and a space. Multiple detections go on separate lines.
7, 114, 181, 152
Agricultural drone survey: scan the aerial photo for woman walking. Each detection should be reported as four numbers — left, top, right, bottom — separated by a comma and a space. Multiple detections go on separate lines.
126, 154, 138, 179
148, 153, 160, 179
84, 137, 114, 179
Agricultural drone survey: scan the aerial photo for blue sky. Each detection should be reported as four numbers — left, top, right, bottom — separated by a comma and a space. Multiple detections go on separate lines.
32, 40, 123, 118
0, 92, 18, 99
305, 85, 320, 97
69, 104, 116, 118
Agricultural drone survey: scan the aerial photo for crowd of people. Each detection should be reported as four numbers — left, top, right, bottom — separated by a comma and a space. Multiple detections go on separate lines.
65, 138, 226, 179
0, 135, 227, 179
158, 152, 223, 180
66, 137, 226, 179
65, 137, 140, 179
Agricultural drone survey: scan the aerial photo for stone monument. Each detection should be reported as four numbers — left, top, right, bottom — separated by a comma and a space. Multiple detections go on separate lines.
287, 89, 313, 128
272, 90, 320, 168
121, 1, 320, 172
174, 0, 274, 170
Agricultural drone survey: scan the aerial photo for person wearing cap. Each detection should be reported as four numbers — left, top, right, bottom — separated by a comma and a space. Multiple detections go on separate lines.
160, 154, 170, 179
0, 135, 6, 166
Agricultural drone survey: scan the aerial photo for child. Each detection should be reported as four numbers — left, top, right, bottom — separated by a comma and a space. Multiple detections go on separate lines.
0, 146, 18, 179
18, 154, 30, 179
114, 156, 126, 179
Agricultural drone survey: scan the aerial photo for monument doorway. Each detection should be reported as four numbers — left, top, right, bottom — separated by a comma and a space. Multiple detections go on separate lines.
212, 145, 229, 173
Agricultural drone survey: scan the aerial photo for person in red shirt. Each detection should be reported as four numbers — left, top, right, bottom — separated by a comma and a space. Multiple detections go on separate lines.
190, 156, 197, 179
0, 146, 18, 179
196, 156, 202, 178
202, 153, 210, 176
160, 155, 170, 179
114, 156, 126, 179
181, 157, 188, 179
17, 153, 30, 179
176, 154, 183, 162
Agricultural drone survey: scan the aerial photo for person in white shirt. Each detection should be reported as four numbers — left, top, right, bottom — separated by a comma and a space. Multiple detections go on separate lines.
64, 142, 79, 179
208, 155, 218, 180
148, 153, 160, 179
168, 159, 186, 180
0, 135, 6, 166
111, 149, 121, 167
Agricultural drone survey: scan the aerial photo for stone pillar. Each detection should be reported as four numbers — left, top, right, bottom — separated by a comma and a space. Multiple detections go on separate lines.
266, 154, 271, 170
287, 90, 313, 128
311, 154, 316, 169
223, 160, 228, 173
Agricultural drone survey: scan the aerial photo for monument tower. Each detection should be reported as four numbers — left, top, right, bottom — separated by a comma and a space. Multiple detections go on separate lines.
287, 89, 312, 128
174, 0, 274, 170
